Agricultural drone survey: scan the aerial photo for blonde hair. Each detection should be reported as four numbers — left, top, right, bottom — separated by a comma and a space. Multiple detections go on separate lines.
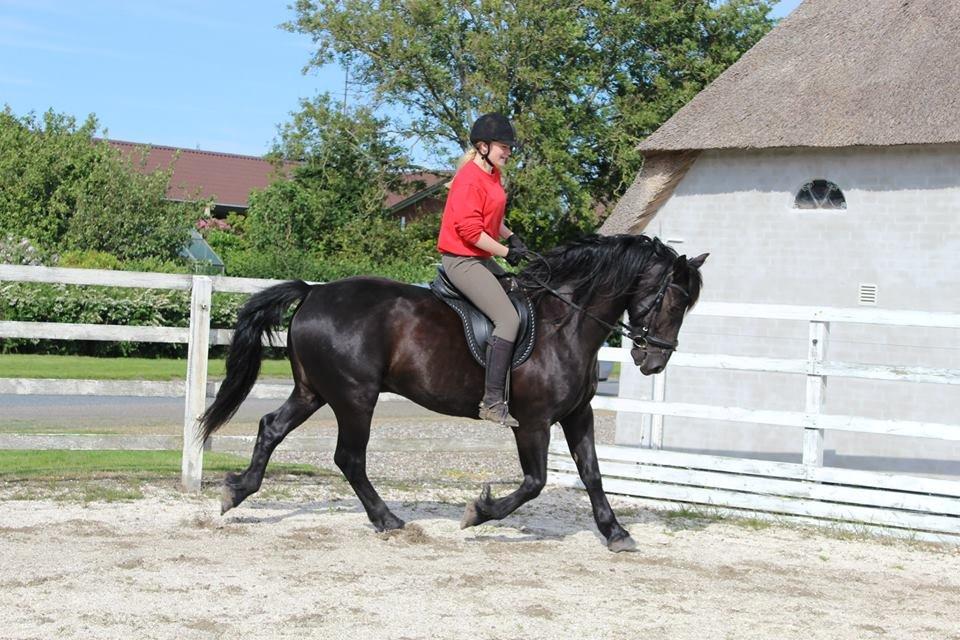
456, 147, 477, 169
456, 145, 506, 186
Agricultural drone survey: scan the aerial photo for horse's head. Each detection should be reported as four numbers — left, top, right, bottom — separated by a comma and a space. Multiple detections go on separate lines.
627, 252, 708, 375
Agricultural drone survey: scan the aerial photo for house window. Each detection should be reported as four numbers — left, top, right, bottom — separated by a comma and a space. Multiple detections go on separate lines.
794, 179, 846, 209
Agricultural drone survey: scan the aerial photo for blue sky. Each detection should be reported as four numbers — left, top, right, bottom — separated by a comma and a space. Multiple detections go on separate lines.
1, 0, 803, 164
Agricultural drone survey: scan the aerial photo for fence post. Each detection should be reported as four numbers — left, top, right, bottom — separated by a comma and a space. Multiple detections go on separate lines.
649, 372, 666, 449
803, 320, 829, 466
181, 275, 212, 492
614, 313, 655, 446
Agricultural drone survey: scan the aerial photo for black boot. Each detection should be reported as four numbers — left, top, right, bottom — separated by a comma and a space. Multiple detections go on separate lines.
479, 337, 519, 428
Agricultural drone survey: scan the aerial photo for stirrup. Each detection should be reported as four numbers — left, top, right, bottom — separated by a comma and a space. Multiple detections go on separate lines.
478, 401, 519, 428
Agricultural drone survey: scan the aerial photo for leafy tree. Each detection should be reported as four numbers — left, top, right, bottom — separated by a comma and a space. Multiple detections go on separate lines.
285, 0, 775, 247
220, 94, 433, 279
252, 94, 412, 253
0, 107, 197, 261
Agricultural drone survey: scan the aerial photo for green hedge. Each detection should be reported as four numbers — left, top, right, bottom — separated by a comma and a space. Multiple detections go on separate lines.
0, 257, 443, 356
0, 282, 246, 357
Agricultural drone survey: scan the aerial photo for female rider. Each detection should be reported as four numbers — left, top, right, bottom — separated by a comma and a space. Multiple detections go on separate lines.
436, 113, 529, 427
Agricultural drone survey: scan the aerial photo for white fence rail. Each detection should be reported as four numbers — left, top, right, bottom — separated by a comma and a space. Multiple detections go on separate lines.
549, 305, 960, 543
4, 264, 960, 542
0, 265, 291, 491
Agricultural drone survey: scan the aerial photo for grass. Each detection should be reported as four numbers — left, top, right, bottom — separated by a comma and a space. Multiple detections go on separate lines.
0, 450, 320, 481
0, 450, 335, 504
0, 354, 293, 381
658, 505, 774, 532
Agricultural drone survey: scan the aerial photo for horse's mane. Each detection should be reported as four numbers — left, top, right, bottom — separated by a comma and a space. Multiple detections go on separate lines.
518, 233, 702, 307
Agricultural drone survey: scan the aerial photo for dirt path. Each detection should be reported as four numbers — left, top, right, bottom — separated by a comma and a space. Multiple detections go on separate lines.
3, 475, 959, 640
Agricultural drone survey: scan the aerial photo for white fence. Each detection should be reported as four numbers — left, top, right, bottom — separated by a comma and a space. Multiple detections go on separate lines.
548, 305, 960, 543
3, 265, 960, 541
0, 265, 296, 491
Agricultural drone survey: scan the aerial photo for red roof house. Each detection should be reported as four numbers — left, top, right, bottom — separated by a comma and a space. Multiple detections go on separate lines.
107, 139, 450, 220
107, 139, 293, 213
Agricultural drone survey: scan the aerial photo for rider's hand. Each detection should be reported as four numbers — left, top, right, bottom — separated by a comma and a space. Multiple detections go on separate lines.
507, 233, 529, 254
505, 246, 528, 267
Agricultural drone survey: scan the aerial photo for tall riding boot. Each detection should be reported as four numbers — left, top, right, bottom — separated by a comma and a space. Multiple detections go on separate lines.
479, 336, 520, 428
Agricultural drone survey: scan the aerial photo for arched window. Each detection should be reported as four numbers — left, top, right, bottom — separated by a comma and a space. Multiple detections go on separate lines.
794, 179, 846, 209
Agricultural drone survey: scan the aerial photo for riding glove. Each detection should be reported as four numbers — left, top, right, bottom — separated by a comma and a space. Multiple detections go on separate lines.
507, 233, 529, 253
505, 234, 529, 266
505, 246, 528, 267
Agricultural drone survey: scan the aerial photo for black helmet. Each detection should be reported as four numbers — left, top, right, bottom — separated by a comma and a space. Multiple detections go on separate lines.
469, 113, 516, 147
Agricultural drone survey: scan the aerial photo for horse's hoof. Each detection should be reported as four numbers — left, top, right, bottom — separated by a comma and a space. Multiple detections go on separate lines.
377, 514, 406, 532
460, 484, 493, 529
460, 501, 479, 529
607, 534, 638, 553
220, 484, 235, 515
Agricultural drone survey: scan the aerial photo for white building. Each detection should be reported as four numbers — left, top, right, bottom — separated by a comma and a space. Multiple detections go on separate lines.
602, 0, 960, 474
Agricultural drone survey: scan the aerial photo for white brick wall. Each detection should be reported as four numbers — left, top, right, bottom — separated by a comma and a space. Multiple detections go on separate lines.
624, 144, 960, 472
651, 144, 960, 309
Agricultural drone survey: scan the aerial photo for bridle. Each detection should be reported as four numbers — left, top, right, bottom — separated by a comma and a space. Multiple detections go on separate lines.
628, 276, 689, 353
518, 254, 690, 353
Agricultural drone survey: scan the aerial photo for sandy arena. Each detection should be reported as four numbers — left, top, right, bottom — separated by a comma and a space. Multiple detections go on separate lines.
3, 411, 960, 639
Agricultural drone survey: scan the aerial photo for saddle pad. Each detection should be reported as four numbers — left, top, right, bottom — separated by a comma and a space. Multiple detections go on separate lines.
430, 267, 536, 369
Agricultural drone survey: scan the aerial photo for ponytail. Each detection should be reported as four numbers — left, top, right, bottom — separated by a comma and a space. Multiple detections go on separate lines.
456, 147, 477, 169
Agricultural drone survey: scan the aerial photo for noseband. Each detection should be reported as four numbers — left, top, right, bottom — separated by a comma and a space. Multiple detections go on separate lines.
629, 278, 689, 353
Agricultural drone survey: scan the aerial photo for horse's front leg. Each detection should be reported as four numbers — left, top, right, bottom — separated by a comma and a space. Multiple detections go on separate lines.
560, 403, 636, 552
461, 426, 549, 529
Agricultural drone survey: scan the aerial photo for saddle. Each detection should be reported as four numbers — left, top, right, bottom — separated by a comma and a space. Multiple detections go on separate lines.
430, 267, 536, 369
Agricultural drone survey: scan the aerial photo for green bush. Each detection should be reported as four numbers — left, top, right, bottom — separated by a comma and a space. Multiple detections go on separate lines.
58, 250, 122, 270
205, 209, 442, 283
0, 108, 200, 262
0, 235, 51, 266
0, 282, 246, 357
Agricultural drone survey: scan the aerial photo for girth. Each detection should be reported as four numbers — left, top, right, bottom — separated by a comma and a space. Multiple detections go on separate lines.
430, 267, 536, 369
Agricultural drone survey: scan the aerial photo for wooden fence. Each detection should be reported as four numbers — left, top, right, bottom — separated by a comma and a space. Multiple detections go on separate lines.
3, 264, 960, 541
548, 305, 960, 543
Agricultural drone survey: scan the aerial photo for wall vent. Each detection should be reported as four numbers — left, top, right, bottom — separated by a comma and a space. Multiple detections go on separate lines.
858, 283, 878, 306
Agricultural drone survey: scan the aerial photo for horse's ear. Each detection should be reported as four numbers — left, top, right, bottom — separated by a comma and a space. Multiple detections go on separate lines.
673, 254, 689, 273
688, 253, 709, 269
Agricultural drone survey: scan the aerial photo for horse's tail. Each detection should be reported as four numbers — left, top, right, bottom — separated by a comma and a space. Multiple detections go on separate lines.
199, 279, 312, 442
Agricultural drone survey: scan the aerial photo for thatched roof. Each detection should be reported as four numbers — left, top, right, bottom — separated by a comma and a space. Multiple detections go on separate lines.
640, 0, 960, 151
598, 151, 698, 235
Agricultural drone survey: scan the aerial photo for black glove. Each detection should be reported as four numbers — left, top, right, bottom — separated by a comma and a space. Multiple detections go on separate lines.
505, 246, 528, 267
507, 234, 529, 253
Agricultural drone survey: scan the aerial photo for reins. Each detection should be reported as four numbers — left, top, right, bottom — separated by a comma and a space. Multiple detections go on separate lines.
516, 251, 688, 351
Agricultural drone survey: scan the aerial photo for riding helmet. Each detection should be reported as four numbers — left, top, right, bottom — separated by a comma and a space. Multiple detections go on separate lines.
469, 113, 516, 147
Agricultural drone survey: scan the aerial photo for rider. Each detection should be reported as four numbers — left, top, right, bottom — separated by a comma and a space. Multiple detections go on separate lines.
437, 112, 529, 427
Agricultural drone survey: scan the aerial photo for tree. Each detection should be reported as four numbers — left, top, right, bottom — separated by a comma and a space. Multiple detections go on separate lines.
250, 93, 412, 255
0, 107, 197, 262
212, 96, 439, 280
286, 0, 775, 247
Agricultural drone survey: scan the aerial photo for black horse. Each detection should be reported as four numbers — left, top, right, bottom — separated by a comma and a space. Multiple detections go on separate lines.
200, 234, 706, 552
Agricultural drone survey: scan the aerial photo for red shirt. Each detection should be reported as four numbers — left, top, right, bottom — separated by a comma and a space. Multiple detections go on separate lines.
437, 161, 507, 257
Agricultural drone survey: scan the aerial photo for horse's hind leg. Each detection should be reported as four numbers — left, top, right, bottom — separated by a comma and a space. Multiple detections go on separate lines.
460, 426, 550, 528
221, 389, 323, 514
560, 403, 635, 552
331, 394, 405, 532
